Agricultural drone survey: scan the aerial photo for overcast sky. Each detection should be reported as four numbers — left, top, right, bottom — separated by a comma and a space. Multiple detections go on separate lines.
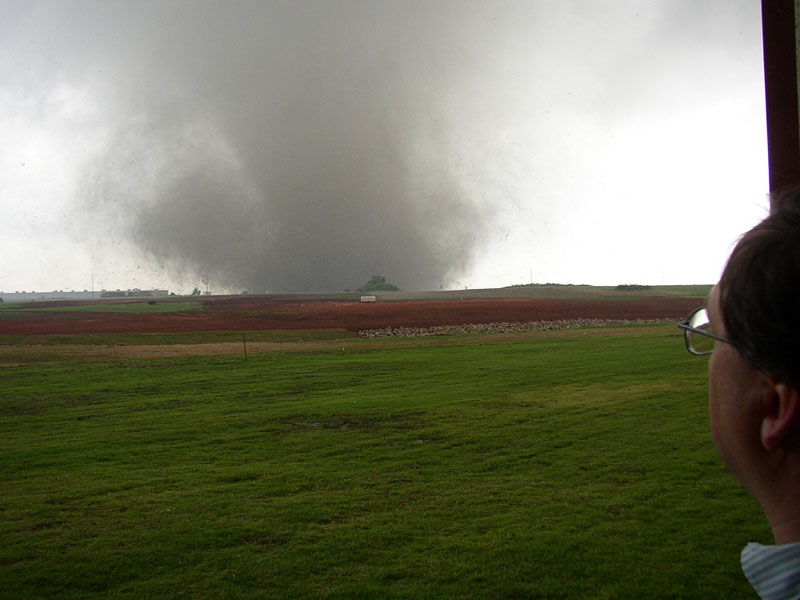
0, 0, 767, 294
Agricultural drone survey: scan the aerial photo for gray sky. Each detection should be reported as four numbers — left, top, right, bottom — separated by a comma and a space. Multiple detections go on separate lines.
1, 0, 767, 294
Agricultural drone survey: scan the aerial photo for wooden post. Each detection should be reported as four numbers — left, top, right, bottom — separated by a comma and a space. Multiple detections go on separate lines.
761, 0, 800, 190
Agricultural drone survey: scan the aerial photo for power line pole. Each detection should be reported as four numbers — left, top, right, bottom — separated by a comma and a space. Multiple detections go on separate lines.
761, 0, 800, 190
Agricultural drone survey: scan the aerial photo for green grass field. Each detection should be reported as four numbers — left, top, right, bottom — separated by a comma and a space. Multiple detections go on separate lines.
0, 324, 766, 598
0, 329, 355, 348
0, 300, 204, 319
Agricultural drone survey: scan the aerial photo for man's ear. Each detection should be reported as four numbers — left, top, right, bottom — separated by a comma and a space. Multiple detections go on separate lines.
761, 382, 800, 451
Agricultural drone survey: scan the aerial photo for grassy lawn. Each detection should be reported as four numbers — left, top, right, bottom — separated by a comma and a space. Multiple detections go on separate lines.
0, 329, 355, 347
0, 325, 766, 598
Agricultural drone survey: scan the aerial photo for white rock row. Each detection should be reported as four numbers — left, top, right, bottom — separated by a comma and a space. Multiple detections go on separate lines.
356, 318, 669, 338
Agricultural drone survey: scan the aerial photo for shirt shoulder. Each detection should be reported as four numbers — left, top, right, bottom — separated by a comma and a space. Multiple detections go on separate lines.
742, 542, 800, 600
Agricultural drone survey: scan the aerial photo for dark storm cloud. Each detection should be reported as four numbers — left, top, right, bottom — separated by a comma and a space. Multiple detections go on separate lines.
2, 0, 762, 292
67, 0, 505, 292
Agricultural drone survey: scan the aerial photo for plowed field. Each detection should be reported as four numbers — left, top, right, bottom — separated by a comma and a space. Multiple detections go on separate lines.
0, 296, 703, 335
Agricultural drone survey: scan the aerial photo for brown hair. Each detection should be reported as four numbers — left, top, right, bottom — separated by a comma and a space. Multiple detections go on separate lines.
719, 188, 800, 388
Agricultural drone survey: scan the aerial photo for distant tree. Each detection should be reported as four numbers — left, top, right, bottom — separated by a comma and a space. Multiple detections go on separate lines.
191, 287, 202, 296
616, 284, 652, 291
356, 275, 399, 292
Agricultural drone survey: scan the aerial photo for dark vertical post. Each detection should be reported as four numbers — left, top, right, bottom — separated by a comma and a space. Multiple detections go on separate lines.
761, 0, 800, 191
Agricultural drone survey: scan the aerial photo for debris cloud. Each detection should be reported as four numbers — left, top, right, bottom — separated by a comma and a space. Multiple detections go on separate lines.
75, 1, 497, 292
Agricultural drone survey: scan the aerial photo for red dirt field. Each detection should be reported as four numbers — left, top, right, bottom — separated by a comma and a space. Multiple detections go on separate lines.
0, 296, 704, 336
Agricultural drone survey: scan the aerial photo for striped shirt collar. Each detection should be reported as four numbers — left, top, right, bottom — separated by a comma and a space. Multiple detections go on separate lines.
742, 542, 800, 600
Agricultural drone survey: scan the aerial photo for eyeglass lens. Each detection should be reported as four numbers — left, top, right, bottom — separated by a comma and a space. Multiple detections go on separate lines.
687, 308, 716, 354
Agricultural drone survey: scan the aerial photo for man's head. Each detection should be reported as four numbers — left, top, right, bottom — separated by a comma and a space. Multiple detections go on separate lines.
716, 200, 800, 390
705, 188, 800, 542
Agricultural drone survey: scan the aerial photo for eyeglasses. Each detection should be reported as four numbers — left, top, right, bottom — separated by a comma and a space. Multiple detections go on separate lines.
678, 307, 732, 355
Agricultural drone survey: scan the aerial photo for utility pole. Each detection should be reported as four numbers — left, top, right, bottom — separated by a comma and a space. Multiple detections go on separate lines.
761, 0, 800, 190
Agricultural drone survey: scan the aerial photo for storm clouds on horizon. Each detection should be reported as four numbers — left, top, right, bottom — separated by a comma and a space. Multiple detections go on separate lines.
1, 1, 764, 293
42, 1, 502, 293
